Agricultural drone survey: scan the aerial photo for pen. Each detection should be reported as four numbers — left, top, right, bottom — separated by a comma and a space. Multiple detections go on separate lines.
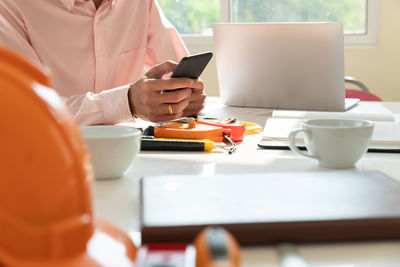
141, 136, 215, 151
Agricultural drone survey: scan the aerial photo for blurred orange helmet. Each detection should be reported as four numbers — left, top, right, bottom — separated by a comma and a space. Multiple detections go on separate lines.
0, 47, 136, 266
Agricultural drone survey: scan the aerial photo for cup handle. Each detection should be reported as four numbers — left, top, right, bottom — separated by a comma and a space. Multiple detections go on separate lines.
288, 128, 317, 159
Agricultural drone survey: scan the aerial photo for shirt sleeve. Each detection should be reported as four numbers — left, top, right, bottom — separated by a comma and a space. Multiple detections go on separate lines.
64, 85, 134, 126
145, 0, 189, 67
0, 1, 42, 67
0, 1, 134, 126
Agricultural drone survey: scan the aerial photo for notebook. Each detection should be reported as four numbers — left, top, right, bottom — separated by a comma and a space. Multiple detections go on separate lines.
213, 23, 346, 111
258, 102, 400, 152
140, 171, 400, 245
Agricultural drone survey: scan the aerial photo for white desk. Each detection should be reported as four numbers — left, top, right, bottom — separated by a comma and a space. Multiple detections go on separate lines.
94, 98, 400, 267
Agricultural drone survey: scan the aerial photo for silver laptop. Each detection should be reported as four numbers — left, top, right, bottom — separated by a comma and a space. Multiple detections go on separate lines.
213, 23, 347, 111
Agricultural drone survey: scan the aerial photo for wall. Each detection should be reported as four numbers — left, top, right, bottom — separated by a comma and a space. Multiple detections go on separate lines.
185, 0, 400, 101
345, 0, 400, 101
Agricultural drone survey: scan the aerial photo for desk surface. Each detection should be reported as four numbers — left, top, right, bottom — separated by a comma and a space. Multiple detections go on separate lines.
94, 99, 400, 267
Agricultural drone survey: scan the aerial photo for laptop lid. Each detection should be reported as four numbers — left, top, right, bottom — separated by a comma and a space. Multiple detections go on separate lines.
213, 23, 345, 111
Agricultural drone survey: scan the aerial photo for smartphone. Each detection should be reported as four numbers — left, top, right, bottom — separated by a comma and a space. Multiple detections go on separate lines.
171, 51, 213, 79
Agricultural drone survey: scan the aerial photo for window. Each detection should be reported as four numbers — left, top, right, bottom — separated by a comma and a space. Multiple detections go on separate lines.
231, 0, 366, 34
158, 0, 379, 47
158, 0, 219, 35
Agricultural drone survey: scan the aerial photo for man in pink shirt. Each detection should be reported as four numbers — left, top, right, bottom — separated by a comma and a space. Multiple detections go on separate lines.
0, 0, 205, 125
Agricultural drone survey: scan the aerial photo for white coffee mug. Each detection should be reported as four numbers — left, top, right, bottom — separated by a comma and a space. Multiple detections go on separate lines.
288, 119, 374, 169
81, 125, 141, 179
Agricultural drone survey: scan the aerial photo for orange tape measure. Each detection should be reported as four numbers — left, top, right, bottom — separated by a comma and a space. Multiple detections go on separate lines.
196, 118, 246, 142
143, 118, 246, 143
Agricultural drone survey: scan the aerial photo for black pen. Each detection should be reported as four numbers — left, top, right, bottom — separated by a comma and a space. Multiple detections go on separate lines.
141, 136, 215, 151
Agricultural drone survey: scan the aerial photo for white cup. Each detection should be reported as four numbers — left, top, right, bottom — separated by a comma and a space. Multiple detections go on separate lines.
288, 119, 374, 169
81, 125, 141, 179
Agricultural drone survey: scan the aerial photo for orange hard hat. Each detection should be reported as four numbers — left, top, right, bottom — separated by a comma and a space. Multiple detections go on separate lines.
0, 46, 51, 87
0, 47, 137, 266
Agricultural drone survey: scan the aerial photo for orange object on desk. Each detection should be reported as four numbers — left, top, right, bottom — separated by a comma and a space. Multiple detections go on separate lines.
154, 123, 226, 142
148, 118, 247, 143
197, 118, 246, 142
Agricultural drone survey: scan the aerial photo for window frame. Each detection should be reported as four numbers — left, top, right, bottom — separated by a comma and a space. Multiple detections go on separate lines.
181, 0, 380, 48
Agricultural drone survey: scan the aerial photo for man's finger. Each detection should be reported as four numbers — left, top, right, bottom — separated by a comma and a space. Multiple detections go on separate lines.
151, 112, 184, 122
186, 91, 206, 103
184, 101, 205, 112
189, 80, 204, 91
161, 98, 190, 115
145, 60, 178, 79
190, 79, 204, 91
160, 88, 192, 104
145, 78, 195, 92
183, 109, 202, 117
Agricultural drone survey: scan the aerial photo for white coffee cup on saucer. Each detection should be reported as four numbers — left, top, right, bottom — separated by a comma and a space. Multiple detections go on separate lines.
81, 125, 141, 179
288, 119, 374, 169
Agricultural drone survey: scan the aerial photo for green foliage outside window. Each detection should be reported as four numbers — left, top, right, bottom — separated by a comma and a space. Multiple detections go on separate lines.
158, 0, 366, 35
232, 0, 366, 34
158, 0, 219, 34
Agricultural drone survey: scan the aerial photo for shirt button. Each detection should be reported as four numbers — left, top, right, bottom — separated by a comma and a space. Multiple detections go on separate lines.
98, 56, 103, 62
95, 17, 100, 22
67, 4, 72, 9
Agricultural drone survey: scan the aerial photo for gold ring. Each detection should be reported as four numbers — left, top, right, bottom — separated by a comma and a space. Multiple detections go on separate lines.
168, 104, 173, 115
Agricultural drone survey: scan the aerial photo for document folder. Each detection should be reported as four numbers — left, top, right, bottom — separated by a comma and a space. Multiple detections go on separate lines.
258, 118, 400, 153
140, 172, 400, 245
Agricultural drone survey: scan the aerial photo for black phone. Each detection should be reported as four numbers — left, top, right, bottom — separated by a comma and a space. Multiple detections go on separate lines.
171, 51, 213, 79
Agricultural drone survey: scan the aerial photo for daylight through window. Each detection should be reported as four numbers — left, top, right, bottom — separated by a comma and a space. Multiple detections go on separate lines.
158, 0, 367, 35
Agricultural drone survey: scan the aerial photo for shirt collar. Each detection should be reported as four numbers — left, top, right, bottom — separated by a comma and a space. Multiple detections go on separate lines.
60, 0, 116, 11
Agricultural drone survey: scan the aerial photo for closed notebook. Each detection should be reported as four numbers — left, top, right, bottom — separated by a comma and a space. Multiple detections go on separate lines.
258, 102, 400, 152
258, 117, 400, 152
140, 172, 400, 245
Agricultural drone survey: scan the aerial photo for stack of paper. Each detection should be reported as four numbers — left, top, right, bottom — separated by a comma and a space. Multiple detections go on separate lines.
259, 102, 400, 152
272, 102, 395, 121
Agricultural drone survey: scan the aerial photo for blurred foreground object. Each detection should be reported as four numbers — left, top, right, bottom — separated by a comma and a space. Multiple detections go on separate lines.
0, 47, 137, 266
194, 227, 241, 267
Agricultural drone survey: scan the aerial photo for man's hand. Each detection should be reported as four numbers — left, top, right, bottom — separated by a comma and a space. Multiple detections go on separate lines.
128, 60, 205, 122
183, 84, 206, 117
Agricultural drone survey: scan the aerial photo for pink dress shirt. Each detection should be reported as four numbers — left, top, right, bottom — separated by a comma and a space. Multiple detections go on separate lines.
0, 0, 188, 125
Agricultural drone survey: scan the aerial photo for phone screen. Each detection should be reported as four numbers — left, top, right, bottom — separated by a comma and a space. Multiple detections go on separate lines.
171, 51, 213, 79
